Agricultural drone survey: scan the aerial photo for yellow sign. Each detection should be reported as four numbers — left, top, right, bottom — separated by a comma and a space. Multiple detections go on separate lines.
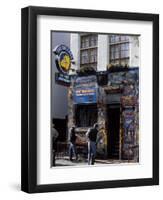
59, 54, 71, 71
53, 45, 74, 74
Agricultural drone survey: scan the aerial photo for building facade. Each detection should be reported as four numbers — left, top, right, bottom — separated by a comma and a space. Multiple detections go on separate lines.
70, 33, 139, 72
67, 33, 139, 161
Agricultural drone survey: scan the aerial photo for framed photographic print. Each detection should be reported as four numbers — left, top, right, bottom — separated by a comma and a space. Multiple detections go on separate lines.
21, 6, 159, 193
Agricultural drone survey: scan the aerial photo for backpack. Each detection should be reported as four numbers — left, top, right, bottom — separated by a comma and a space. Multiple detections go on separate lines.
88, 128, 98, 142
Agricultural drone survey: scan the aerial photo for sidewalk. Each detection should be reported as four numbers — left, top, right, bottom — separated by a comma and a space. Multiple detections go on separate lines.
55, 156, 136, 167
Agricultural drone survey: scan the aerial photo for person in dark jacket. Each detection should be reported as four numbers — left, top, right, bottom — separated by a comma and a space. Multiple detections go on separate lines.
51, 124, 59, 166
69, 126, 78, 161
86, 123, 99, 165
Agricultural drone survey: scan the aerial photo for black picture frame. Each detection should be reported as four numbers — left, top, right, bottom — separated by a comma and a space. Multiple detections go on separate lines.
21, 6, 159, 193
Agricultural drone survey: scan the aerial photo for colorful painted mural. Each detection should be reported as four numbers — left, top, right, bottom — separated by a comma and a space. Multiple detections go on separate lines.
68, 68, 139, 161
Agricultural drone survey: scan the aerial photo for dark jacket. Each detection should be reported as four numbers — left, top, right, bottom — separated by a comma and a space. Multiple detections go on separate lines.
86, 128, 98, 142
70, 128, 77, 143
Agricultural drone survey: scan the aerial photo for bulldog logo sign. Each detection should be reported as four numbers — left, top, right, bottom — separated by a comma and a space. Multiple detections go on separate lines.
53, 44, 74, 74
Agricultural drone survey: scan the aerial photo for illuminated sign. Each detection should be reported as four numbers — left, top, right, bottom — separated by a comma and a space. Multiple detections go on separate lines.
53, 45, 74, 74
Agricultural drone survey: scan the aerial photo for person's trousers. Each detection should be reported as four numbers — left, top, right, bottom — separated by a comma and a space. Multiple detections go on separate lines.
69, 142, 77, 160
52, 150, 56, 166
88, 141, 96, 165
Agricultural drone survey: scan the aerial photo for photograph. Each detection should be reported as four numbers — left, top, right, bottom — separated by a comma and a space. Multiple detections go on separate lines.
51, 31, 139, 167
21, 6, 159, 193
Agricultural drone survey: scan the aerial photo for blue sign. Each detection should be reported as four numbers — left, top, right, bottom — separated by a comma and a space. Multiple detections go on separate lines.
55, 72, 71, 86
73, 87, 97, 104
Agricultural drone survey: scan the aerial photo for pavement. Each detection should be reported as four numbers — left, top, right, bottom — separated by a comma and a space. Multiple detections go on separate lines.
55, 156, 136, 167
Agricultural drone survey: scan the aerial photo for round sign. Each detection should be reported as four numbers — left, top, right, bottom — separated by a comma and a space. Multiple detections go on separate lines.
53, 45, 74, 74
58, 52, 71, 73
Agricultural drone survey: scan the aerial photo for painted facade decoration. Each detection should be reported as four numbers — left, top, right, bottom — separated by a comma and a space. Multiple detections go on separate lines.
68, 68, 139, 161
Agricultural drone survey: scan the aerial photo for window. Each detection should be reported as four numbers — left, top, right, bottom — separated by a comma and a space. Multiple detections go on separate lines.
110, 35, 129, 44
80, 34, 98, 69
81, 34, 97, 48
109, 35, 130, 65
75, 104, 97, 127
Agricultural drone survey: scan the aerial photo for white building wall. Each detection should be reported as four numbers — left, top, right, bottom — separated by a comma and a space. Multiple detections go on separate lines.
97, 35, 109, 71
129, 36, 140, 67
70, 33, 80, 72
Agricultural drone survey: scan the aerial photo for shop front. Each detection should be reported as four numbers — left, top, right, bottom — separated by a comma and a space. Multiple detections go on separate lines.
68, 67, 139, 161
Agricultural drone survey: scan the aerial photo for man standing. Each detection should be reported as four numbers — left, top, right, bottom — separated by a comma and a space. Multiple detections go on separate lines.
51, 124, 59, 166
69, 126, 78, 161
86, 123, 98, 165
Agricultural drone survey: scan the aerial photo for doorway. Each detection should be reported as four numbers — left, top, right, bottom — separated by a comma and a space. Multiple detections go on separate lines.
107, 104, 120, 159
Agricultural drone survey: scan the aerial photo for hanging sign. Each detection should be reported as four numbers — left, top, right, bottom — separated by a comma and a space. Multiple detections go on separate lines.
55, 72, 71, 86
53, 44, 74, 74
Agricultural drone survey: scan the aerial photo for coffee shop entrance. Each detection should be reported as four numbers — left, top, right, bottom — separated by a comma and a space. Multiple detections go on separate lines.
107, 104, 120, 159
68, 68, 139, 162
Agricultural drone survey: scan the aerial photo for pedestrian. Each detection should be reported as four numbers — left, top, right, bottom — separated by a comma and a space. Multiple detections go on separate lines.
51, 124, 59, 166
86, 123, 99, 165
69, 126, 78, 161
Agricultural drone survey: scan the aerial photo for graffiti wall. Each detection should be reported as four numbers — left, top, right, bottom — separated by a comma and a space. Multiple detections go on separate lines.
106, 68, 139, 160
68, 68, 139, 161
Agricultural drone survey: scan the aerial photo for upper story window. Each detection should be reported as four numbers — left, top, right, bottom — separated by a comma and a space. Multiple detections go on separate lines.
81, 34, 98, 48
109, 35, 130, 66
80, 34, 98, 70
